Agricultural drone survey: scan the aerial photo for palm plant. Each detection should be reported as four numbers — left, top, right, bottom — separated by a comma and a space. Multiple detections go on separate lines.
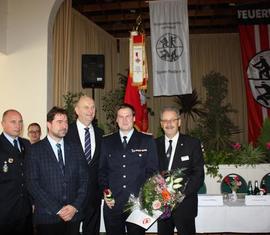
175, 89, 205, 133
192, 71, 240, 152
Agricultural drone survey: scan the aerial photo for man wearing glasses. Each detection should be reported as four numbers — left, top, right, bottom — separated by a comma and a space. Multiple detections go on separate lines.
27, 123, 41, 144
156, 106, 204, 235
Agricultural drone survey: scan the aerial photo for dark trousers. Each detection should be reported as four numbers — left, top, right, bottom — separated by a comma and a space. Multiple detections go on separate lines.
0, 214, 33, 235
36, 221, 80, 235
158, 216, 195, 235
81, 204, 100, 235
104, 207, 145, 235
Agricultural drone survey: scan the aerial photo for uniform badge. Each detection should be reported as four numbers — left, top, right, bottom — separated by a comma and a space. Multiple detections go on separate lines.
3, 161, 8, 173
8, 158, 14, 163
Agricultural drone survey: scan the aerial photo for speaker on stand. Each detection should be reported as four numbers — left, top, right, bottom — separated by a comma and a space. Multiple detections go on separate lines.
81, 54, 105, 99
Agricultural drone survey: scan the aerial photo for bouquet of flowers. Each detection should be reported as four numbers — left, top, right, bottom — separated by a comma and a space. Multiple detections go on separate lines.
224, 174, 242, 192
125, 169, 186, 228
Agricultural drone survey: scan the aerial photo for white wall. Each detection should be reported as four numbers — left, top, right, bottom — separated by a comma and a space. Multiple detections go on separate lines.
0, 0, 63, 138
0, 0, 7, 53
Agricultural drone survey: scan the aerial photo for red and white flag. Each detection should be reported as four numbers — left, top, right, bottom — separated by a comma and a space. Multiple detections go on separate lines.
238, 4, 270, 144
124, 31, 149, 132
124, 73, 148, 132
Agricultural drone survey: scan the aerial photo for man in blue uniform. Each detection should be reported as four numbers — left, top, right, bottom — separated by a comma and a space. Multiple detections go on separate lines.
0, 109, 32, 235
99, 104, 158, 235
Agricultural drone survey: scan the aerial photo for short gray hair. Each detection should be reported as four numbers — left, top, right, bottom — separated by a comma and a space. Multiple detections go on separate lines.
159, 106, 180, 120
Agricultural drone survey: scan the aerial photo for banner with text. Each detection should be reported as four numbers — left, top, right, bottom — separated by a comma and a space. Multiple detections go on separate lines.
238, 4, 270, 143
149, 0, 192, 96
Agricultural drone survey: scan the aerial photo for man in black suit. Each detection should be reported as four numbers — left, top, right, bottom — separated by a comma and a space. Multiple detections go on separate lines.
26, 107, 88, 235
156, 106, 204, 235
0, 109, 32, 235
99, 104, 158, 235
65, 95, 104, 235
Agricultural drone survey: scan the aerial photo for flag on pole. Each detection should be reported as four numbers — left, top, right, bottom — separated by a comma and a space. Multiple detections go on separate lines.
149, 0, 192, 96
124, 73, 148, 132
124, 30, 149, 132
238, 4, 270, 144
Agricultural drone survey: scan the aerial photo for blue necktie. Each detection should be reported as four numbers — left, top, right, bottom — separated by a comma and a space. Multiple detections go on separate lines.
166, 140, 173, 159
122, 136, 127, 149
84, 127, 91, 164
166, 140, 173, 168
56, 143, 65, 175
13, 139, 20, 152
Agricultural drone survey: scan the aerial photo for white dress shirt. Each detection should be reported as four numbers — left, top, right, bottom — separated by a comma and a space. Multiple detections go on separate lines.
3, 132, 21, 151
119, 128, 134, 144
165, 132, 179, 171
47, 135, 65, 164
76, 119, 96, 158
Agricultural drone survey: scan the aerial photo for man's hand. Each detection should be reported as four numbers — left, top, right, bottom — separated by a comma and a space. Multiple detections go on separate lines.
103, 189, 115, 209
58, 205, 77, 221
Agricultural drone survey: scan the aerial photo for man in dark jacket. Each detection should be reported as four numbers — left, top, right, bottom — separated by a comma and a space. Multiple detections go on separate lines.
0, 109, 32, 235
156, 106, 204, 235
99, 104, 158, 235
65, 95, 104, 235
26, 107, 88, 235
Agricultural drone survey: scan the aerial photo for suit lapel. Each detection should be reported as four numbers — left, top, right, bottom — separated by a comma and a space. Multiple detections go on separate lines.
18, 137, 26, 154
89, 126, 99, 163
128, 130, 138, 147
63, 141, 71, 176
0, 133, 21, 156
44, 137, 65, 174
171, 135, 184, 169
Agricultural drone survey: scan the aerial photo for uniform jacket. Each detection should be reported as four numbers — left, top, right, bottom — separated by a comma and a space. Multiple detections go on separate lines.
0, 133, 32, 224
25, 137, 88, 224
99, 129, 158, 212
156, 134, 204, 219
65, 122, 104, 209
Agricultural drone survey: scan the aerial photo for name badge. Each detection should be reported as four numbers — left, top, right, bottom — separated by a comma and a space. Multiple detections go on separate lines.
181, 155, 189, 161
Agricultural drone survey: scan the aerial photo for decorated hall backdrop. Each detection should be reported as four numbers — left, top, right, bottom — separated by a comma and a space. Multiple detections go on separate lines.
53, 0, 247, 143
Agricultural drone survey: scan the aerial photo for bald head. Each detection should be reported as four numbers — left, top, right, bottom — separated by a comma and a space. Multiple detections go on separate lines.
1, 109, 23, 138
75, 95, 96, 126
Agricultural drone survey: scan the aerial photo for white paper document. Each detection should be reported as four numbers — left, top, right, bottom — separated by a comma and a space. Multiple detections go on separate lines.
126, 209, 162, 229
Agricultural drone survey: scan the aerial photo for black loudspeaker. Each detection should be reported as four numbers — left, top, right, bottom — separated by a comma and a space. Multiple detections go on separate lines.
82, 54, 105, 88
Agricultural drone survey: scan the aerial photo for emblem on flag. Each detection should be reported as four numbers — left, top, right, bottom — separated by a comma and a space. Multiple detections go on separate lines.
247, 50, 270, 108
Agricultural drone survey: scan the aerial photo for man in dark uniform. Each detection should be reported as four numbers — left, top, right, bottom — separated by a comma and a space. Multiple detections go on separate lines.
0, 109, 32, 235
156, 106, 204, 235
65, 95, 104, 235
99, 104, 158, 235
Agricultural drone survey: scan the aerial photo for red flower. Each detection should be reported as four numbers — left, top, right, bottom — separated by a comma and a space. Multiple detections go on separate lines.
232, 143, 241, 150
266, 142, 270, 150
224, 176, 231, 185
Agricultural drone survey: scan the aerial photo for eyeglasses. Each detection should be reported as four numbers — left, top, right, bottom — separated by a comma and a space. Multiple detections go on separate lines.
161, 118, 179, 124
28, 130, 40, 134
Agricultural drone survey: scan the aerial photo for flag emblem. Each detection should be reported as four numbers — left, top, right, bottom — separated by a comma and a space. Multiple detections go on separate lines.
247, 50, 270, 108
156, 33, 183, 62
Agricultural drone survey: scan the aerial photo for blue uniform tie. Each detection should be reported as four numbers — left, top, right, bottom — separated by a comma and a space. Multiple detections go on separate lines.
166, 140, 173, 168
56, 143, 65, 175
166, 140, 173, 159
122, 136, 127, 149
84, 127, 91, 164
13, 139, 20, 152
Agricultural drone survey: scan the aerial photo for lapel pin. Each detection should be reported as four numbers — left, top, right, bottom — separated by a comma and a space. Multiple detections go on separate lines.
8, 158, 14, 163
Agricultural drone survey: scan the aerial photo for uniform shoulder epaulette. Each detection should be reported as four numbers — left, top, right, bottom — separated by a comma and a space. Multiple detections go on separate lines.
102, 132, 114, 137
141, 131, 153, 136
